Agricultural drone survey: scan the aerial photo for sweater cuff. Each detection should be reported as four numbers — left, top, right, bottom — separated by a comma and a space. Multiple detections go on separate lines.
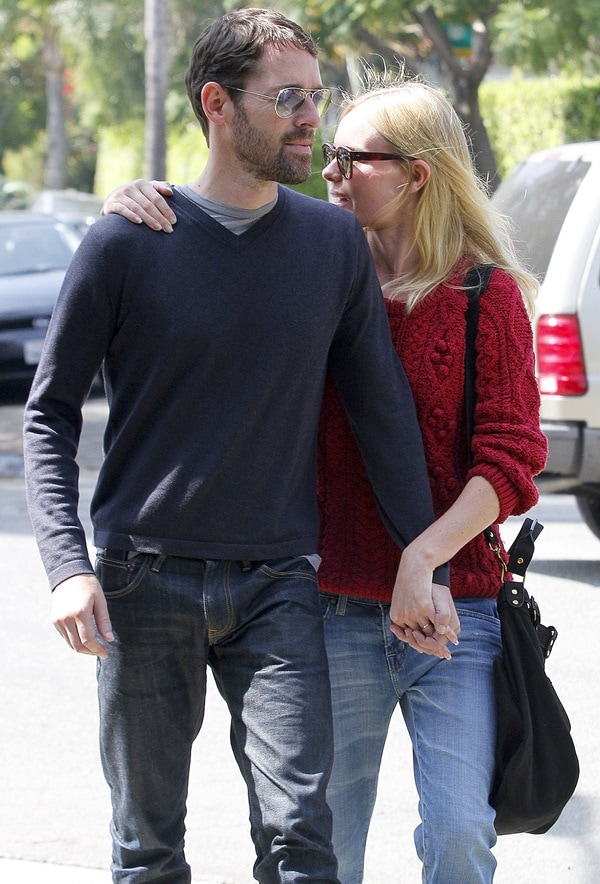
49, 559, 95, 592
433, 561, 450, 587
468, 463, 523, 523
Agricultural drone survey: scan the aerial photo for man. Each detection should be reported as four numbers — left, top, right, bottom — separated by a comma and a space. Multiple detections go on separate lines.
24, 8, 450, 883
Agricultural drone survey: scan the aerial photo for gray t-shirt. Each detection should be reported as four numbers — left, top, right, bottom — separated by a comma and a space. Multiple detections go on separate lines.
176, 184, 277, 235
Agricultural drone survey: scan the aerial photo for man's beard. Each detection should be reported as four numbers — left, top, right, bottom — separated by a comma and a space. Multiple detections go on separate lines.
231, 104, 313, 185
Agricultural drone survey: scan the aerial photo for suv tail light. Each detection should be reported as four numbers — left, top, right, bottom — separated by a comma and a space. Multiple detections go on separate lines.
537, 314, 587, 395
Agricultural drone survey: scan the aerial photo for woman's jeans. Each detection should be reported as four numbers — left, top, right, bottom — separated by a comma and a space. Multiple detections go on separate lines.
321, 594, 502, 884
96, 551, 339, 884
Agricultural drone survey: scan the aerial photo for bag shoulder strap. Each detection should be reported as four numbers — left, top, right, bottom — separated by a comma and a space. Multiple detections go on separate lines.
463, 264, 495, 465
463, 270, 552, 654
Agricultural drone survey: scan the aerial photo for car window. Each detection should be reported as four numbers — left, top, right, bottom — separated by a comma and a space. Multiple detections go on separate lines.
31, 191, 103, 219
492, 156, 591, 280
0, 222, 81, 276
54, 196, 102, 216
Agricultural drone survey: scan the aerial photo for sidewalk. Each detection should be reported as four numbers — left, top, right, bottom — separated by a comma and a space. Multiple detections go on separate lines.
0, 859, 223, 882
1, 396, 598, 883
0, 859, 108, 883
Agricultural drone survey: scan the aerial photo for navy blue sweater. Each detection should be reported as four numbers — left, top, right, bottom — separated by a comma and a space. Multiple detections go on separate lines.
24, 186, 448, 590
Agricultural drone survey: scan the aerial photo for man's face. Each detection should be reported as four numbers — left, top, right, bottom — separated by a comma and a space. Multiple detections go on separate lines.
230, 45, 324, 185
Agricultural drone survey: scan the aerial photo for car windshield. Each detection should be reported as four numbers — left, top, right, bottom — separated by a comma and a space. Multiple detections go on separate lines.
32, 191, 102, 218
52, 196, 101, 216
0, 221, 81, 276
492, 155, 592, 281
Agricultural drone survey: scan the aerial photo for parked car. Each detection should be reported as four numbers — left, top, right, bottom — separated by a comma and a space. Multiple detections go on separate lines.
492, 142, 600, 538
0, 212, 83, 387
29, 189, 103, 236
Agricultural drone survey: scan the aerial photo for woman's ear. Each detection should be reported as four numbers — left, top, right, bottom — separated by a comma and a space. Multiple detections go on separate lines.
411, 158, 431, 192
201, 82, 231, 127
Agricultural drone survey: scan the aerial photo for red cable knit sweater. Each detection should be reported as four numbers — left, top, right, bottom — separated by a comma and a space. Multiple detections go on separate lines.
317, 266, 548, 601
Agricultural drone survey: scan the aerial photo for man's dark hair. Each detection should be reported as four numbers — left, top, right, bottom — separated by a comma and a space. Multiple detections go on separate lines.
185, 7, 319, 142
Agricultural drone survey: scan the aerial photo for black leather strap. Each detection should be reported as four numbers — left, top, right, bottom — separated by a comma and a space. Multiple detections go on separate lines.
463, 264, 495, 465
506, 517, 544, 576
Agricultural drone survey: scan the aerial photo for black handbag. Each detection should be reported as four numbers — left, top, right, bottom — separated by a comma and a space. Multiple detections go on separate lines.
463, 265, 579, 835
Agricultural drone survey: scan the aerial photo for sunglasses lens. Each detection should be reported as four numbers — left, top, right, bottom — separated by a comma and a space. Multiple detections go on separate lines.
313, 89, 332, 117
275, 88, 332, 118
337, 148, 352, 179
322, 144, 335, 166
275, 89, 305, 117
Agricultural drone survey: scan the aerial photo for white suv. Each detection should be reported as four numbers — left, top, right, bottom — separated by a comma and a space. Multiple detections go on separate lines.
492, 142, 600, 539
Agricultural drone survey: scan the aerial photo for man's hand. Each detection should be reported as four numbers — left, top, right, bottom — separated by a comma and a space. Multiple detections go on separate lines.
51, 573, 114, 659
102, 179, 176, 233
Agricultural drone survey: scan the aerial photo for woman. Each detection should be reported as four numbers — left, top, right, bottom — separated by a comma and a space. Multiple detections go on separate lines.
103, 80, 547, 883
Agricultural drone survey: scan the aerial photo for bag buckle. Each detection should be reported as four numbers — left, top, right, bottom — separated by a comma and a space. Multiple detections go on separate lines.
507, 518, 544, 576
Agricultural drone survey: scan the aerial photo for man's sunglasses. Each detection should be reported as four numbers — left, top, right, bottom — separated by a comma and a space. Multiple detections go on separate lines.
228, 86, 332, 119
322, 142, 416, 180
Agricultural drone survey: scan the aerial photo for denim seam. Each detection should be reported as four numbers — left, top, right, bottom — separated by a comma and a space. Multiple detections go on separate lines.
97, 555, 153, 599
205, 561, 235, 644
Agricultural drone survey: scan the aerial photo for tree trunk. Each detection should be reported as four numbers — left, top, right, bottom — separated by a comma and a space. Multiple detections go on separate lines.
411, 6, 500, 191
454, 75, 500, 193
144, 0, 169, 181
43, 29, 67, 189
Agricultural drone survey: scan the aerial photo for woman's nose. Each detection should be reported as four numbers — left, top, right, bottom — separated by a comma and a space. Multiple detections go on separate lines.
322, 157, 341, 182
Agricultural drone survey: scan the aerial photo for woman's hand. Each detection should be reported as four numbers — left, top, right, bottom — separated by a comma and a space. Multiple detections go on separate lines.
389, 544, 460, 659
390, 581, 460, 659
102, 179, 176, 232
389, 475, 501, 658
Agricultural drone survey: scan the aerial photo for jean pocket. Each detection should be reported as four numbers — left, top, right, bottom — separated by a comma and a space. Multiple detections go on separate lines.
318, 592, 343, 622
95, 552, 152, 599
259, 556, 318, 584
454, 597, 499, 624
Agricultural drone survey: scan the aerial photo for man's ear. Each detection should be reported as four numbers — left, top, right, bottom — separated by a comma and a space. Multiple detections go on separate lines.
201, 82, 231, 127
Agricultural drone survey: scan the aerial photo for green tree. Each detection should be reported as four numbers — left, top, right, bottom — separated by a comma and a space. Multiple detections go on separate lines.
43, 15, 67, 187
1, 1, 66, 184
290, 0, 600, 190
0, 28, 46, 173
75, 0, 226, 182
0, 0, 148, 187
495, 0, 600, 74
144, 0, 169, 179
5, 0, 600, 193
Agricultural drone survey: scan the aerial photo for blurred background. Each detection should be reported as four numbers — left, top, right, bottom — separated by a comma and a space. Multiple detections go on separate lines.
1, 0, 600, 208
4, 5, 600, 511
2, 4, 600, 880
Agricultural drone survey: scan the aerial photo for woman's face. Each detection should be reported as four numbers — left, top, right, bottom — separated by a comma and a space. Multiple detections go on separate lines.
322, 108, 410, 228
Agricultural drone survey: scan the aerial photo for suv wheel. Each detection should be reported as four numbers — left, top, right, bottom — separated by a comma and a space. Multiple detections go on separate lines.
576, 495, 600, 541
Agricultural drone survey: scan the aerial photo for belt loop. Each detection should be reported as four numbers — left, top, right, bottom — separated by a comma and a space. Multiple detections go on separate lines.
240, 561, 252, 572
335, 594, 348, 616
151, 555, 167, 573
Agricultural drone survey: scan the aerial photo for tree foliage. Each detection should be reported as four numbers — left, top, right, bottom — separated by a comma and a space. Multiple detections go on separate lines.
0, 29, 46, 158
3, 0, 600, 189
494, 0, 600, 74
288, 0, 600, 187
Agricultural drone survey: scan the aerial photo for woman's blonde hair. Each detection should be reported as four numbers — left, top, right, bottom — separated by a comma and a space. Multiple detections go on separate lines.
342, 80, 538, 314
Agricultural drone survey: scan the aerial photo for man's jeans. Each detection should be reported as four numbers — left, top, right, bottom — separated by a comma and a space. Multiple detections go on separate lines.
320, 594, 502, 884
96, 552, 339, 883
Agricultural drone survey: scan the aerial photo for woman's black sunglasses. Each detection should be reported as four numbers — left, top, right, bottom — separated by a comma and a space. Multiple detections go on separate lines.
322, 142, 416, 179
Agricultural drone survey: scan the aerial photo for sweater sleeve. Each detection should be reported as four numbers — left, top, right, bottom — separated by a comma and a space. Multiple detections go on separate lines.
23, 220, 123, 588
469, 269, 548, 521
327, 225, 449, 586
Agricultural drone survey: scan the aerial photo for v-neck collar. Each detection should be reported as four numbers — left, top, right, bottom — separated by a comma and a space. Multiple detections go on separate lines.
171, 185, 287, 248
